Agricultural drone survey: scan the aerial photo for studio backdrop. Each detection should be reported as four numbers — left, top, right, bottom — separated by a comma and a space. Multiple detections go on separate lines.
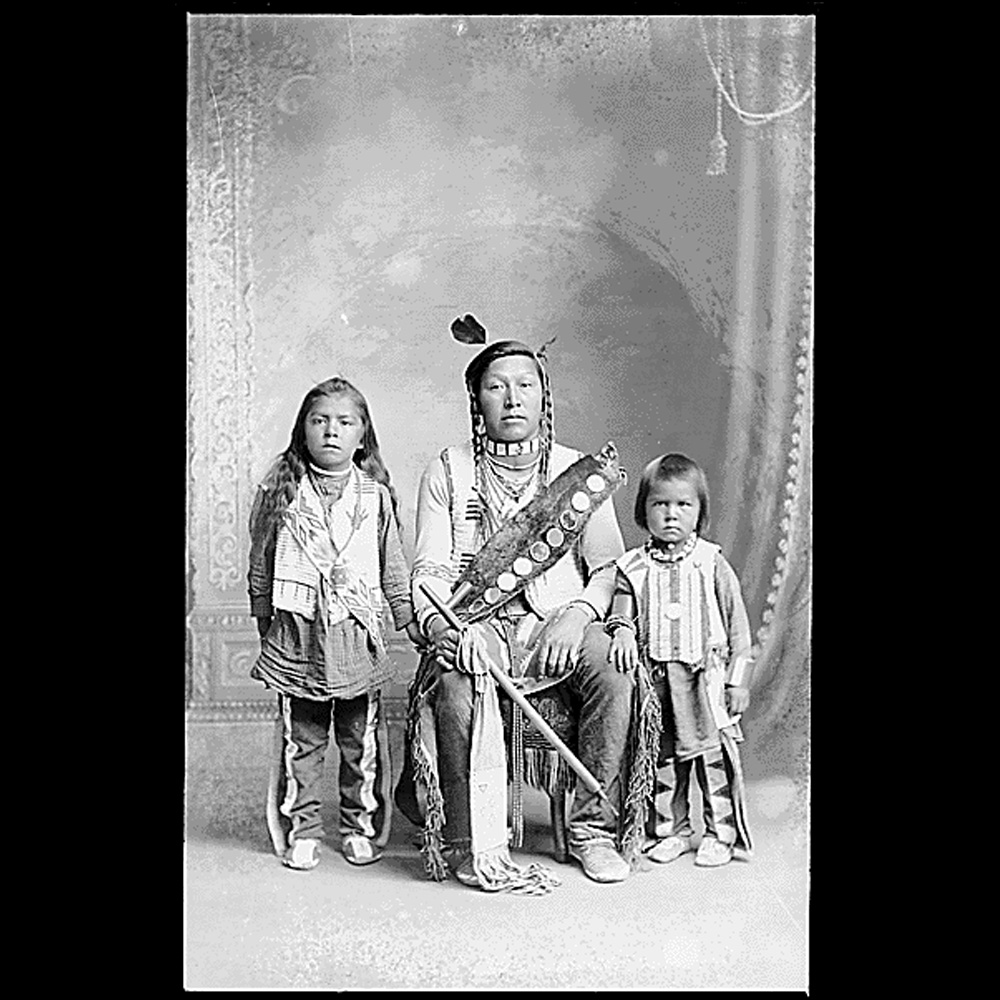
187, 15, 813, 807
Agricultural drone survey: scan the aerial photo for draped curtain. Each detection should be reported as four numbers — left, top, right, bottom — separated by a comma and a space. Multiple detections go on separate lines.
702, 17, 813, 792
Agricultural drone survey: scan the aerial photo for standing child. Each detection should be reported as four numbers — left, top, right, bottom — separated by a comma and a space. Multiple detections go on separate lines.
248, 377, 423, 871
605, 453, 754, 867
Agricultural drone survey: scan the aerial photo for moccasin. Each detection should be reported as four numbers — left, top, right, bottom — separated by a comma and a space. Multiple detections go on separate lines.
342, 834, 383, 866
282, 838, 320, 871
694, 836, 733, 868
647, 835, 693, 864
568, 840, 630, 883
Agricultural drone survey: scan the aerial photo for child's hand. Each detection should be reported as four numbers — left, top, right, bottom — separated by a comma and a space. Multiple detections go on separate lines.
726, 685, 750, 715
404, 620, 426, 650
609, 628, 639, 673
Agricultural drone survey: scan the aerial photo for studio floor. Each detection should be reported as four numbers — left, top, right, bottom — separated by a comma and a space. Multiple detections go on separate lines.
185, 728, 808, 990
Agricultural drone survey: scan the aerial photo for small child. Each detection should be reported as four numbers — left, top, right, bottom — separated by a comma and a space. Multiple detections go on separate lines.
605, 453, 754, 867
248, 377, 423, 871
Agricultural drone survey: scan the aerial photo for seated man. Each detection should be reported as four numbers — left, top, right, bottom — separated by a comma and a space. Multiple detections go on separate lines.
396, 319, 659, 891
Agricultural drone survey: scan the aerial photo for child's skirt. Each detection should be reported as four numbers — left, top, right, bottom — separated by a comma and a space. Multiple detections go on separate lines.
252, 610, 393, 701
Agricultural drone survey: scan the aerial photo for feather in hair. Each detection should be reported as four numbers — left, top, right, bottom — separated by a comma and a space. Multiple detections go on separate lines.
451, 313, 487, 345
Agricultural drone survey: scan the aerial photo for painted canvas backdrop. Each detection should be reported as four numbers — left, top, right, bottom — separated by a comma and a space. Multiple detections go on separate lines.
187, 15, 812, 819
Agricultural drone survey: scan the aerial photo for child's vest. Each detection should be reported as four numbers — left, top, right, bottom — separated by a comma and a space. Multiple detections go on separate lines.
271, 469, 384, 648
617, 538, 729, 666
617, 538, 736, 730
441, 441, 589, 618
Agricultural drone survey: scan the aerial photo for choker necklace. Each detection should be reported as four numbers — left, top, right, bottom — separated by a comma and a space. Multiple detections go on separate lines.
647, 533, 699, 563
309, 462, 352, 478
484, 436, 540, 458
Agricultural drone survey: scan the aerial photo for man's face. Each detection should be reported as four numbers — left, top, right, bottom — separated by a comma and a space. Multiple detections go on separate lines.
476, 355, 543, 443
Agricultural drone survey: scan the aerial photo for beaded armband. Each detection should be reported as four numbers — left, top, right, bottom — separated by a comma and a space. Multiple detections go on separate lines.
604, 614, 637, 637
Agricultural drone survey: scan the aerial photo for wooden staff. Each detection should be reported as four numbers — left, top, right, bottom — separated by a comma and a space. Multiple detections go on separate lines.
419, 583, 618, 819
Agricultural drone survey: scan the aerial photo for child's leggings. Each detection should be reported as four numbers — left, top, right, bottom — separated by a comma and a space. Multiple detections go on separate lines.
647, 747, 738, 845
274, 690, 392, 847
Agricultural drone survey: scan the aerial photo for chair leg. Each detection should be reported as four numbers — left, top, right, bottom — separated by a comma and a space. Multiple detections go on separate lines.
550, 792, 568, 863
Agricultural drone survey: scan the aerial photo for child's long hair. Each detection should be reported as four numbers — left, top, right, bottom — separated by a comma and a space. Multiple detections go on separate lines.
634, 453, 711, 536
252, 377, 399, 543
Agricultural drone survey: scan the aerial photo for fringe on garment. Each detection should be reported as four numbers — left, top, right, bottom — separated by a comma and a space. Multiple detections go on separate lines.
472, 845, 561, 896
404, 658, 449, 882
620, 663, 663, 868
509, 742, 574, 850
522, 746, 574, 798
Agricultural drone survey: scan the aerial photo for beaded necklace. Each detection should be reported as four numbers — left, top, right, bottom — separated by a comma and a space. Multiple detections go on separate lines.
478, 452, 539, 537
308, 463, 352, 504
646, 532, 699, 564
483, 451, 539, 501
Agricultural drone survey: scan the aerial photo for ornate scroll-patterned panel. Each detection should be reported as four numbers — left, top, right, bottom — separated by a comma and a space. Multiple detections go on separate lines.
188, 610, 266, 707
188, 15, 256, 600
188, 16, 263, 718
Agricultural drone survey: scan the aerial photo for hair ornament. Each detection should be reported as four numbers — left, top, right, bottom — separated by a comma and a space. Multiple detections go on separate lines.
536, 335, 557, 360
451, 313, 487, 345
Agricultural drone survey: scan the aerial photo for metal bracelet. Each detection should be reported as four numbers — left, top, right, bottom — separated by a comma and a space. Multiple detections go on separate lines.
604, 615, 636, 637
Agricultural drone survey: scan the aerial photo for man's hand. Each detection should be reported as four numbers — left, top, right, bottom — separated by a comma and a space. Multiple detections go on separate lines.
726, 685, 750, 715
537, 605, 590, 678
608, 627, 639, 673
404, 620, 426, 651
256, 616, 272, 640
426, 614, 461, 670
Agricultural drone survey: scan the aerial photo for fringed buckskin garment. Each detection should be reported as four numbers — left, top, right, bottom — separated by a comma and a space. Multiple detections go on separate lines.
248, 468, 415, 854
401, 442, 662, 892
613, 537, 754, 856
